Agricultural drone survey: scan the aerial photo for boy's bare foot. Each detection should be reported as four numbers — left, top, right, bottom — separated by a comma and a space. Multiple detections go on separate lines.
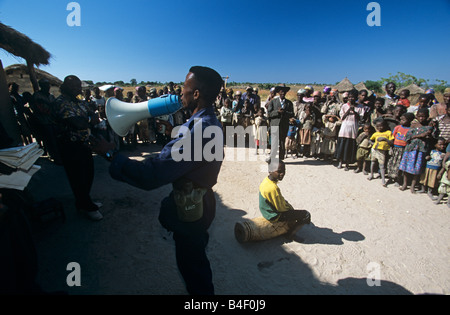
399, 186, 407, 191
367, 174, 373, 180
363, 170, 368, 175
354, 169, 361, 173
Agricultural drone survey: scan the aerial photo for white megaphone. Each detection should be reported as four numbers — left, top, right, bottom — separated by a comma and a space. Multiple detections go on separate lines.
106, 94, 183, 137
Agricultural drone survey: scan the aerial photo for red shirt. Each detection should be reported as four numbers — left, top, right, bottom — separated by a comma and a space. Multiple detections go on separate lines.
393, 125, 410, 147
398, 98, 410, 108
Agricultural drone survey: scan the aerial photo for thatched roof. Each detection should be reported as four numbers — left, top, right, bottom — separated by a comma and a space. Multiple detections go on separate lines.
398, 83, 425, 95
5, 64, 62, 86
334, 77, 354, 92
0, 22, 51, 66
355, 81, 368, 91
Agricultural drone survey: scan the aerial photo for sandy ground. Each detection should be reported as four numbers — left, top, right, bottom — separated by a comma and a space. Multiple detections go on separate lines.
27, 144, 449, 295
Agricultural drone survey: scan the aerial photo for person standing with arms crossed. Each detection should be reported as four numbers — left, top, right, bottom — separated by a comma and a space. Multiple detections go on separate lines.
92, 66, 224, 295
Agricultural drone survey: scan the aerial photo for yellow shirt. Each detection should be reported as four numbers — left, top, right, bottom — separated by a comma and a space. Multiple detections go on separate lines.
370, 130, 394, 151
259, 177, 293, 221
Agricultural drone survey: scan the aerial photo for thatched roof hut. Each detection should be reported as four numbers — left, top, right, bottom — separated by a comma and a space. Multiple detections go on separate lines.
398, 83, 426, 105
334, 77, 354, 92
0, 22, 52, 145
5, 64, 62, 95
355, 81, 368, 91
398, 83, 425, 95
0, 23, 51, 66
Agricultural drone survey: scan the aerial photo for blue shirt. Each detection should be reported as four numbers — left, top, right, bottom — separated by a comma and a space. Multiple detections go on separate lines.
110, 106, 223, 191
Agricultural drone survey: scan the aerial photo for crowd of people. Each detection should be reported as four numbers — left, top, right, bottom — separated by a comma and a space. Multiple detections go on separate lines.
212, 83, 450, 206
7, 79, 450, 208
3, 72, 450, 295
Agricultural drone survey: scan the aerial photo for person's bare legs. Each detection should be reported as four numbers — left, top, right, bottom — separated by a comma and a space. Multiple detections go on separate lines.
367, 161, 375, 180
380, 165, 387, 187
434, 193, 445, 205
399, 173, 408, 191
410, 175, 418, 194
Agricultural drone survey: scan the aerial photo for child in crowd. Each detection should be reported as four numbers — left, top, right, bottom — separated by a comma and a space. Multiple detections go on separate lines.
398, 89, 411, 108
259, 160, 311, 240
355, 123, 374, 174
220, 98, 233, 141
321, 114, 341, 161
370, 98, 386, 129
419, 137, 445, 199
285, 118, 299, 158
399, 108, 434, 193
254, 108, 268, 155
435, 159, 450, 207
407, 94, 429, 116
298, 103, 315, 157
368, 119, 394, 187
387, 112, 415, 186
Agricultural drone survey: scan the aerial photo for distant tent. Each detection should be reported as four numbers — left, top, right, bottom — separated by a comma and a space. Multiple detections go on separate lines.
334, 77, 354, 92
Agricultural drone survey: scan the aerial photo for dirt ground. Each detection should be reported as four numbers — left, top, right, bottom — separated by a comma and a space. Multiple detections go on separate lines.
27, 144, 449, 295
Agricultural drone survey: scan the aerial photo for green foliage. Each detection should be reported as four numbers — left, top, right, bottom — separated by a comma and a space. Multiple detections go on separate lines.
258, 83, 274, 90
365, 80, 383, 93
130, 78, 137, 85
380, 72, 429, 88
432, 79, 449, 93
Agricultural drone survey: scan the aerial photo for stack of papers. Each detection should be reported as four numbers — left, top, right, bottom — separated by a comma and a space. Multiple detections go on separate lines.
0, 142, 44, 190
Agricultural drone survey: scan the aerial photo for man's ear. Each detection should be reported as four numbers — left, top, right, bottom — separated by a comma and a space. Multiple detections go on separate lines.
193, 89, 200, 100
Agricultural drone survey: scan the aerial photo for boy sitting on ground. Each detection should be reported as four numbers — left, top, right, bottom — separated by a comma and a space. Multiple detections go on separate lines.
259, 160, 311, 240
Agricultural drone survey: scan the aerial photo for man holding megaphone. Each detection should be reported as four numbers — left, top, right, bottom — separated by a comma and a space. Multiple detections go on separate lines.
92, 66, 224, 295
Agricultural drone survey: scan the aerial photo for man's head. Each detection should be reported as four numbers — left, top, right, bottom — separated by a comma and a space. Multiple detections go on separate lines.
385, 82, 396, 96
268, 160, 286, 182
136, 86, 146, 98
38, 79, 51, 93
182, 66, 223, 111
8, 82, 19, 94
60, 75, 82, 98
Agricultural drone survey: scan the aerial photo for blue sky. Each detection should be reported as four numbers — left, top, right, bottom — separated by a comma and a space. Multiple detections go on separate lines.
0, 0, 449, 85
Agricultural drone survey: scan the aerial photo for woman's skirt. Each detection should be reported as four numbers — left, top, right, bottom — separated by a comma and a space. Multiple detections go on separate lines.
335, 137, 357, 164
298, 129, 311, 145
398, 150, 424, 175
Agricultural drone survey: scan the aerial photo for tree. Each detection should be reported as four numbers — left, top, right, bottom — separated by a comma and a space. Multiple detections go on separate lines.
380, 72, 428, 88
432, 79, 449, 93
130, 78, 137, 86
365, 80, 383, 93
